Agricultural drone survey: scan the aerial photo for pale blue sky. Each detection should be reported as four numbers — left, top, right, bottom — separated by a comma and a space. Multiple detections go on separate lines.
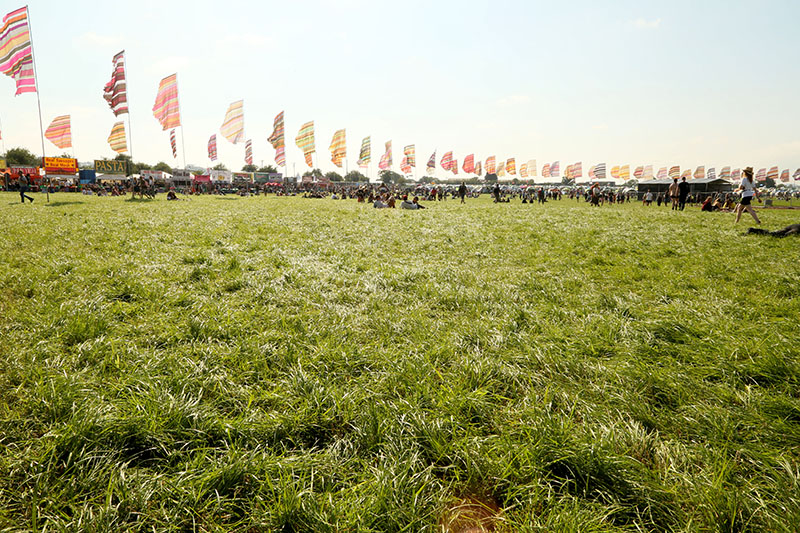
2, 0, 798, 178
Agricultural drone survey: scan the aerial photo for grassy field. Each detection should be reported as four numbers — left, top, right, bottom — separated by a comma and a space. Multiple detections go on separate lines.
1, 191, 799, 532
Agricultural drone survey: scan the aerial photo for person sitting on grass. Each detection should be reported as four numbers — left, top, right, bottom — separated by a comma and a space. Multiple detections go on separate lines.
747, 224, 800, 237
412, 196, 426, 209
400, 195, 417, 209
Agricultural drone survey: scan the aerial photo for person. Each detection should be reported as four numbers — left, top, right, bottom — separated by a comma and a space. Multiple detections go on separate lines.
493, 182, 501, 203
400, 195, 418, 209
166, 190, 179, 200
667, 178, 680, 210
412, 196, 426, 209
747, 223, 800, 237
735, 167, 761, 224
643, 189, 653, 206
700, 196, 714, 212
678, 177, 690, 210
458, 181, 467, 204
18, 174, 34, 203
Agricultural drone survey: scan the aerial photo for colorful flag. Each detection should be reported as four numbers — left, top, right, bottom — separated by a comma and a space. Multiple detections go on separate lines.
295, 121, 315, 167
103, 50, 128, 116
506, 158, 516, 175
542, 163, 550, 178
589, 165, 596, 180
400, 155, 412, 174
780, 169, 789, 182
497, 160, 505, 177
657, 167, 668, 179
527, 160, 537, 177
485, 156, 496, 174
451, 159, 458, 175
152, 73, 180, 130
44, 115, 71, 149
719, 166, 731, 179
267, 111, 285, 166
208, 134, 217, 161
404, 145, 416, 168
107, 121, 127, 153
220, 100, 244, 144
475, 161, 482, 176
426, 150, 436, 174
794, 168, 800, 181
707, 167, 716, 180
440, 151, 453, 171
643, 165, 654, 179
170, 129, 177, 158
329, 129, 346, 167
669, 166, 680, 179
520, 163, 528, 178
566, 164, 573, 179
550, 161, 560, 178
594, 163, 606, 179
755, 168, 766, 182
619, 165, 630, 180
694, 166, 705, 179
731, 168, 741, 182
245, 139, 253, 165
0, 7, 36, 95
572, 161, 583, 178
681, 169, 693, 180
378, 140, 392, 170
610, 166, 620, 179
462, 153, 475, 174
766, 166, 779, 181
358, 136, 371, 167
634, 166, 644, 179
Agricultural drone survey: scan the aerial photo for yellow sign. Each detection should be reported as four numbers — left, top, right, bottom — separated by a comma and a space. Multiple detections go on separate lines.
0, 158, 6, 169
94, 159, 128, 174
43, 157, 78, 173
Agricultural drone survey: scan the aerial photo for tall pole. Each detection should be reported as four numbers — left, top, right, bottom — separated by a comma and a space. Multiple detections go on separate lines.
25, 6, 49, 202
122, 50, 135, 167
175, 73, 186, 169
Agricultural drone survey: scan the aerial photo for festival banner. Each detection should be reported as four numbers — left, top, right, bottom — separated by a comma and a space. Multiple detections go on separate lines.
485, 156, 496, 174
208, 134, 217, 161
527, 159, 537, 177
245, 139, 253, 165
220, 100, 244, 144
707, 167, 716, 180
572, 161, 582, 179
550, 161, 560, 178
506, 158, 516, 175
358, 136, 371, 167
43, 157, 77, 174
542, 163, 550, 178
475, 161, 481, 176
426, 150, 436, 174
44, 115, 72, 149
329, 129, 346, 167
378, 140, 392, 170
681, 169, 693, 180
267, 111, 286, 166
497, 160, 505, 177
719, 166, 731, 179
780, 169, 789, 182
594, 163, 606, 179
589, 165, 596, 180
731, 168, 741, 182
400, 155, 411, 174
440, 151, 454, 171
0, 7, 36, 95
451, 159, 458, 175
103, 50, 128, 115
643, 165, 654, 179
766, 166, 779, 181
108, 121, 127, 153
403, 145, 416, 168
657, 167, 668, 179
295, 121, 315, 167
170, 129, 177, 158
668, 166, 680, 179
610, 165, 620, 179
520, 163, 528, 178
794, 168, 800, 181
152, 73, 181, 130
619, 165, 630, 180
693, 166, 705, 180
462, 154, 474, 174
634, 166, 643, 179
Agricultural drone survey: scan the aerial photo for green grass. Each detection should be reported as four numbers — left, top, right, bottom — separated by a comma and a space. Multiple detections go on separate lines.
1, 192, 799, 532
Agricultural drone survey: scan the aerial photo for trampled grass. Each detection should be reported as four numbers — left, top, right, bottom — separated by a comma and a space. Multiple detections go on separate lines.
1, 192, 799, 531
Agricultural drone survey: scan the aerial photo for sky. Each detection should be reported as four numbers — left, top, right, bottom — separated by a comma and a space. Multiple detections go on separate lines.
1, 0, 799, 180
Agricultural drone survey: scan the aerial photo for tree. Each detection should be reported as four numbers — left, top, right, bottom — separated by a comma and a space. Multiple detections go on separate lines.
325, 171, 343, 182
379, 170, 404, 184
765, 176, 776, 188
242, 164, 257, 172
561, 176, 575, 185
4, 147, 40, 166
212, 163, 228, 171
484, 173, 498, 182
302, 168, 324, 179
257, 165, 277, 174
417, 175, 438, 184
153, 161, 172, 172
344, 170, 367, 182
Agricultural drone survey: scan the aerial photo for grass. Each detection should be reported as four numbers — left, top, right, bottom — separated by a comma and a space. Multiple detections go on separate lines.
1, 191, 799, 532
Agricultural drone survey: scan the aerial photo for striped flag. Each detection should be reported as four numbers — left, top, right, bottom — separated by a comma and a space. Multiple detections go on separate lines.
295, 121, 315, 167
520, 163, 528, 178
694, 166, 705, 179
485, 156, 496, 174
475, 161, 482, 176
794, 168, 800, 181
152, 74, 181, 130
358, 136, 371, 167
451, 159, 458, 175
103, 51, 128, 116
170, 129, 177, 158
208, 134, 218, 161
731, 168, 741, 182
719, 166, 731, 179
572, 161, 582, 178
611, 166, 620, 179
643, 165, 654, 179
497, 160, 505, 177
0, 7, 36, 95
766, 166, 779, 181
566, 164, 573, 179
755, 168, 766, 182
780, 169, 789, 182
462, 154, 475, 174
426, 151, 436, 174
594, 163, 606, 179
589, 165, 596, 179
681, 169, 693, 180
108, 121, 127, 153
707, 167, 716, 180
669, 166, 680, 179
329, 129, 346, 167
542, 163, 550, 178
634, 166, 644, 179
404, 145, 416, 168
44, 115, 72, 149
527, 159, 537, 177
245, 139, 253, 165
619, 165, 630, 180
267, 111, 285, 166
506, 158, 516, 175
378, 140, 392, 170
657, 167, 668, 179
440, 151, 454, 171
221, 100, 244, 144
550, 161, 560, 178
400, 155, 412, 174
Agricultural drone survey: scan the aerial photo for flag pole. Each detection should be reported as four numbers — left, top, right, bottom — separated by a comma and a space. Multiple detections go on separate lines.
122, 50, 135, 167
25, 6, 49, 202
175, 73, 186, 168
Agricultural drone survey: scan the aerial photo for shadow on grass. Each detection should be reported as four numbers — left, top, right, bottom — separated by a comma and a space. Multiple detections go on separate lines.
44, 201, 86, 207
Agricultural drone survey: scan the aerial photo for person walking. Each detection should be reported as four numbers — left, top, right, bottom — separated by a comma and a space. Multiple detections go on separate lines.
735, 167, 761, 224
19, 174, 34, 203
668, 178, 680, 210
678, 176, 690, 210
458, 181, 467, 204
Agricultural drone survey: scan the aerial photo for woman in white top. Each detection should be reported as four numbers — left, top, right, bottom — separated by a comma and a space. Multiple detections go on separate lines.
735, 167, 761, 224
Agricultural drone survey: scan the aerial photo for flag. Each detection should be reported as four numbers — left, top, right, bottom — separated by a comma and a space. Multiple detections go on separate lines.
208, 134, 218, 161
170, 129, 177, 158
485, 156, 496, 174
400, 155, 412, 174
245, 139, 253, 165
766, 166, 779, 181
694, 166, 705, 179
462, 154, 474, 174
550, 161, 560, 178
220, 100, 244, 144
426, 150, 436, 173
152, 73, 180, 130
731, 168, 741, 182
267, 111, 285, 166
794, 168, 800, 181
0, 7, 36, 95
780, 169, 789, 182
619, 165, 630, 180
681, 169, 692, 180
527, 160, 537, 177
329, 129, 346, 167
634, 166, 644, 179
566, 164, 573, 179
719, 166, 731, 179
589, 165, 596, 180
594, 163, 606, 179
657, 167, 668, 179
707, 167, 716, 180
44, 115, 71, 149
358, 136, 371, 167
378, 140, 392, 170
520, 163, 528, 178
755, 168, 766, 182
572, 161, 582, 178
669, 166, 680, 179
295, 121, 315, 167
506, 158, 516, 175
475, 161, 482, 176
404, 145, 416, 167
611, 166, 620, 179
451, 159, 458, 175
644, 165, 654, 179
542, 163, 550, 178
103, 50, 128, 116
497, 160, 505, 177
108, 121, 127, 153
440, 151, 453, 171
